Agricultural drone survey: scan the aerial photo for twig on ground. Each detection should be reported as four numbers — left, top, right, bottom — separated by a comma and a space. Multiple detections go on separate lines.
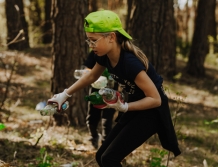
84, 158, 95, 167
33, 133, 43, 147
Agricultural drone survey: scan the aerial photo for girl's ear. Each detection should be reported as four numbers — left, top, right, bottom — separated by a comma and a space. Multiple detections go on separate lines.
109, 32, 116, 42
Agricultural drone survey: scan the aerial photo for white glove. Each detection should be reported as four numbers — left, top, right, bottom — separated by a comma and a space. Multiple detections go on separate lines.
103, 94, 128, 112
47, 89, 71, 111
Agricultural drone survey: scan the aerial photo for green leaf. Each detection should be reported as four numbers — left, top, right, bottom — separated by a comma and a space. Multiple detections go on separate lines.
0, 123, 6, 130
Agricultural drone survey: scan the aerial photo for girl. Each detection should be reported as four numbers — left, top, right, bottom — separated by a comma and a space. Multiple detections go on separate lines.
48, 10, 181, 167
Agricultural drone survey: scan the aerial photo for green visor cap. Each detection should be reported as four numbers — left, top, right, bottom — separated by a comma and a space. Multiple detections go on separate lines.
84, 10, 132, 40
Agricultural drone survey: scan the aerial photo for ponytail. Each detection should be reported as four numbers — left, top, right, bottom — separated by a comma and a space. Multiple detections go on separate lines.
115, 32, 149, 71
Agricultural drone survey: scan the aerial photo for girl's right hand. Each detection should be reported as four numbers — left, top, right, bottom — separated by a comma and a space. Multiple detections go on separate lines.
103, 94, 128, 112
47, 89, 71, 111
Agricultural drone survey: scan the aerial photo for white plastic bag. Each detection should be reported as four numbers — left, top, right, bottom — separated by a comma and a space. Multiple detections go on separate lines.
91, 76, 108, 89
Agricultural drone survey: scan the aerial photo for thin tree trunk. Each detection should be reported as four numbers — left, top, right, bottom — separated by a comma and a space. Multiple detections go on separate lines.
5, 0, 29, 50
186, 0, 216, 77
89, 0, 98, 12
43, 0, 52, 44
99, 0, 108, 9
125, 0, 133, 31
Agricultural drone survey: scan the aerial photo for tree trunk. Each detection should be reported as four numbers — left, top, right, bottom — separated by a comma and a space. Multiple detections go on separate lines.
51, 0, 89, 126
5, 0, 30, 50
99, 0, 108, 9
127, 0, 176, 79
186, 0, 216, 77
89, 0, 98, 12
108, 0, 124, 10
43, 0, 52, 44
125, 0, 133, 31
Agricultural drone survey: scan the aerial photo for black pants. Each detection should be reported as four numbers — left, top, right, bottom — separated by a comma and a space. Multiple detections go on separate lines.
95, 87, 170, 167
86, 87, 116, 142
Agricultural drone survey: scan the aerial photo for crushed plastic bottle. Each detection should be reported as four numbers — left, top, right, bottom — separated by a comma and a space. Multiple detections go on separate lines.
107, 75, 115, 88
74, 69, 91, 79
98, 88, 125, 104
84, 91, 107, 109
74, 68, 110, 89
35, 101, 47, 111
39, 101, 69, 116
85, 88, 125, 109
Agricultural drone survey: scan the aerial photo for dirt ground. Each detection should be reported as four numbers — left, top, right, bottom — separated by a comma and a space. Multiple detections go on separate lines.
0, 47, 218, 167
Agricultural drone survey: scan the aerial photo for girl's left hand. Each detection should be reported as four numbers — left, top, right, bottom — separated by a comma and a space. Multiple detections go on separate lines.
103, 95, 128, 112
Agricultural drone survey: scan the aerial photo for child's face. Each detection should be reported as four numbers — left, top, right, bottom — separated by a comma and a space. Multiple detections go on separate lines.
85, 32, 112, 56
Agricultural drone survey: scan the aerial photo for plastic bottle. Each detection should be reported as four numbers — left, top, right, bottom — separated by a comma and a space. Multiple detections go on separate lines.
98, 88, 125, 104
35, 101, 47, 111
39, 101, 69, 116
107, 75, 115, 88
84, 91, 107, 109
102, 68, 110, 79
74, 69, 91, 79
101, 68, 115, 88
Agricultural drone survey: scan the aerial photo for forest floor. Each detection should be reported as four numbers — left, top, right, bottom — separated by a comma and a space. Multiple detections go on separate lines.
0, 47, 218, 167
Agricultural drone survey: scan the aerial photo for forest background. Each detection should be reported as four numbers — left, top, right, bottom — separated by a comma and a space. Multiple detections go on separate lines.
0, 0, 218, 167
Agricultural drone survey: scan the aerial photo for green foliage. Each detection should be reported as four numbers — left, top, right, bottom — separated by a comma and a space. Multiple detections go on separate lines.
71, 162, 80, 166
204, 118, 218, 129
29, 147, 58, 167
37, 147, 52, 167
206, 35, 218, 70
0, 123, 6, 130
173, 72, 182, 80
176, 37, 191, 57
208, 35, 218, 54
149, 148, 168, 167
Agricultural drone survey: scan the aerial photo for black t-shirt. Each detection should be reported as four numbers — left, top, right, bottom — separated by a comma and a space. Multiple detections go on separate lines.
84, 51, 96, 69
94, 50, 163, 102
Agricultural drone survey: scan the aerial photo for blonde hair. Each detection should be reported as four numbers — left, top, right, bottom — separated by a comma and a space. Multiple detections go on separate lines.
97, 32, 149, 70
115, 32, 149, 71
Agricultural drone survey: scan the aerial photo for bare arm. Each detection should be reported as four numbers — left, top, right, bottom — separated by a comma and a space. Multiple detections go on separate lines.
66, 62, 105, 95
127, 70, 161, 111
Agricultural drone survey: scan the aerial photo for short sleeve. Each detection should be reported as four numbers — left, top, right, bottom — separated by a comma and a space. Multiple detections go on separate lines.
124, 53, 146, 81
94, 54, 108, 67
